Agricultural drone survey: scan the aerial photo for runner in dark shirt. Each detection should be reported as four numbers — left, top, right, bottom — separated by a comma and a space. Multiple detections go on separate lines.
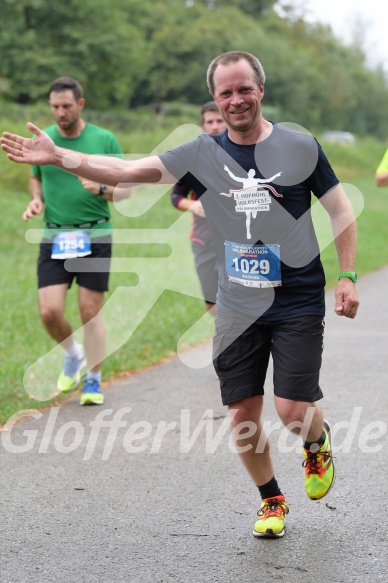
1, 51, 359, 539
171, 101, 226, 312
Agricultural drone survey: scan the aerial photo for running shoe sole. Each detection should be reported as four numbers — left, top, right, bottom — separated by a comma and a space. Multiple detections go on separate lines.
252, 528, 285, 538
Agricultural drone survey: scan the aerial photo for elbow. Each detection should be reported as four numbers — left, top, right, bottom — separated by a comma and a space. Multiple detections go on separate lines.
375, 174, 384, 187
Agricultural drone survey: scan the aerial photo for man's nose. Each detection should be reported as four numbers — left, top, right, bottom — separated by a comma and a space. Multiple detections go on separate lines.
230, 92, 244, 106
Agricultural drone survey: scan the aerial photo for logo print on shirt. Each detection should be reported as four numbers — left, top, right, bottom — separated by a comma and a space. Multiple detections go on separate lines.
220, 166, 283, 240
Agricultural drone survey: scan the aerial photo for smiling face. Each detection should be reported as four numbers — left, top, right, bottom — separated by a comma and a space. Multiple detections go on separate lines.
212, 59, 265, 141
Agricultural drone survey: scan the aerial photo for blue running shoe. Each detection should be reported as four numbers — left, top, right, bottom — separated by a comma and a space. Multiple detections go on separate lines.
57, 347, 86, 392
79, 378, 104, 405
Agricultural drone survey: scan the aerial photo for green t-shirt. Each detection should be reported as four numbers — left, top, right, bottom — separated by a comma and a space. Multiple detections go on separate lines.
376, 148, 388, 174
32, 122, 122, 236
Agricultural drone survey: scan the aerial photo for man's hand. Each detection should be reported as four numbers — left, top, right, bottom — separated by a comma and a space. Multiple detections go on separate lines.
78, 177, 101, 195
22, 199, 44, 222
334, 279, 359, 318
1, 123, 55, 165
189, 200, 206, 218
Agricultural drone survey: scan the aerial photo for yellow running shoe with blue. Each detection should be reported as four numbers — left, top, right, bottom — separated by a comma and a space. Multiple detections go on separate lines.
303, 420, 335, 500
57, 347, 86, 392
79, 378, 104, 405
253, 495, 289, 538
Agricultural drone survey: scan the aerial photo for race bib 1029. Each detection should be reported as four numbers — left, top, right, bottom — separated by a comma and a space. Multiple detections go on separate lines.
225, 241, 281, 288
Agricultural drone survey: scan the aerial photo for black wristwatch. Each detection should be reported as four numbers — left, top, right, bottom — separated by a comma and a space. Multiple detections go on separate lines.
98, 184, 107, 196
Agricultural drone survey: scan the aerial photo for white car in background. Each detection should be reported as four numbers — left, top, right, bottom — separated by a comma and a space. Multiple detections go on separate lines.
322, 131, 356, 146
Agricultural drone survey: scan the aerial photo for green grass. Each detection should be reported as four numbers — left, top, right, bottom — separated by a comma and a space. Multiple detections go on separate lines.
0, 105, 387, 424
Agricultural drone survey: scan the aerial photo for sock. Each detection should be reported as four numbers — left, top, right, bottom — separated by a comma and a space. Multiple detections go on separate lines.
86, 370, 102, 383
65, 341, 82, 359
257, 476, 283, 500
304, 430, 325, 452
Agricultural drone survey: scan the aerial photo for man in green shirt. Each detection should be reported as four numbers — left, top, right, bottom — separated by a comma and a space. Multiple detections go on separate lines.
23, 76, 129, 405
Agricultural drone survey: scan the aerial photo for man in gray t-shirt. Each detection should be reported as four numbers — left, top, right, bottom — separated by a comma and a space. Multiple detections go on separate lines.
1, 51, 359, 540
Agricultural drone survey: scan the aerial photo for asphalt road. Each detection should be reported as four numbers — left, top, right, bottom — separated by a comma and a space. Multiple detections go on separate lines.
1, 268, 387, 583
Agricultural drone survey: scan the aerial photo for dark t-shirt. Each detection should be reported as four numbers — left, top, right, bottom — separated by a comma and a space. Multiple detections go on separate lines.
160, 123, 339, 320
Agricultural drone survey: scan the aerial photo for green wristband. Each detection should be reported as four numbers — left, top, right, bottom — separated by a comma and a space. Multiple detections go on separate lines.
338, 271, 357, 283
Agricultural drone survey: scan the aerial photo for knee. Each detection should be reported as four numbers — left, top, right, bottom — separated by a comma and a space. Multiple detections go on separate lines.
275, 398, 317, 428
277, 404, 300, 426
229, 396, 262, 427
80, 305, 101, 325
40, 306, 62, 328
79, 295, 104, 325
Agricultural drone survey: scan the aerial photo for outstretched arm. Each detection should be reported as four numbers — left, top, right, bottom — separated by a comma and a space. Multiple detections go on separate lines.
77, 177, 132, 201
320, 184, 359, 319
1, 123, 177, 187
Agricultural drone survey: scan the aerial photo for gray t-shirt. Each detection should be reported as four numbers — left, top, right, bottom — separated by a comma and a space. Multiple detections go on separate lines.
160, 123, 339, 320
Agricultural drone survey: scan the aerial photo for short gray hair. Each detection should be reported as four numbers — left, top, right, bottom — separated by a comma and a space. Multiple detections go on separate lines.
207, 51, 266, 96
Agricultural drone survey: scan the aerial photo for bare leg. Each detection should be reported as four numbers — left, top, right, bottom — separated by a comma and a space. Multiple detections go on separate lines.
274, 396, 324, 443
78, 287, 105, 373
38, 284, 74, 351
229, 396, 275, 486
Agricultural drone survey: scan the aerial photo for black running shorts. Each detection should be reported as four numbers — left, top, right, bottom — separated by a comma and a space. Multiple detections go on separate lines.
37, 235, 112, 292
213, 312, 324, 405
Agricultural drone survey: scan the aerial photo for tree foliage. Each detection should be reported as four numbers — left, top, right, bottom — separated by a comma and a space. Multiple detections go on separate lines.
1, 0, 388, 137
189, 0, 276, 17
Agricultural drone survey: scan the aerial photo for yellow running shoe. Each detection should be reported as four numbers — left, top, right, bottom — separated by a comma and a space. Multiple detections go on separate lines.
79, 379, 104, 406
303, 420, 335, 500
57, 348, 86, 392
253, 495, 289, 538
